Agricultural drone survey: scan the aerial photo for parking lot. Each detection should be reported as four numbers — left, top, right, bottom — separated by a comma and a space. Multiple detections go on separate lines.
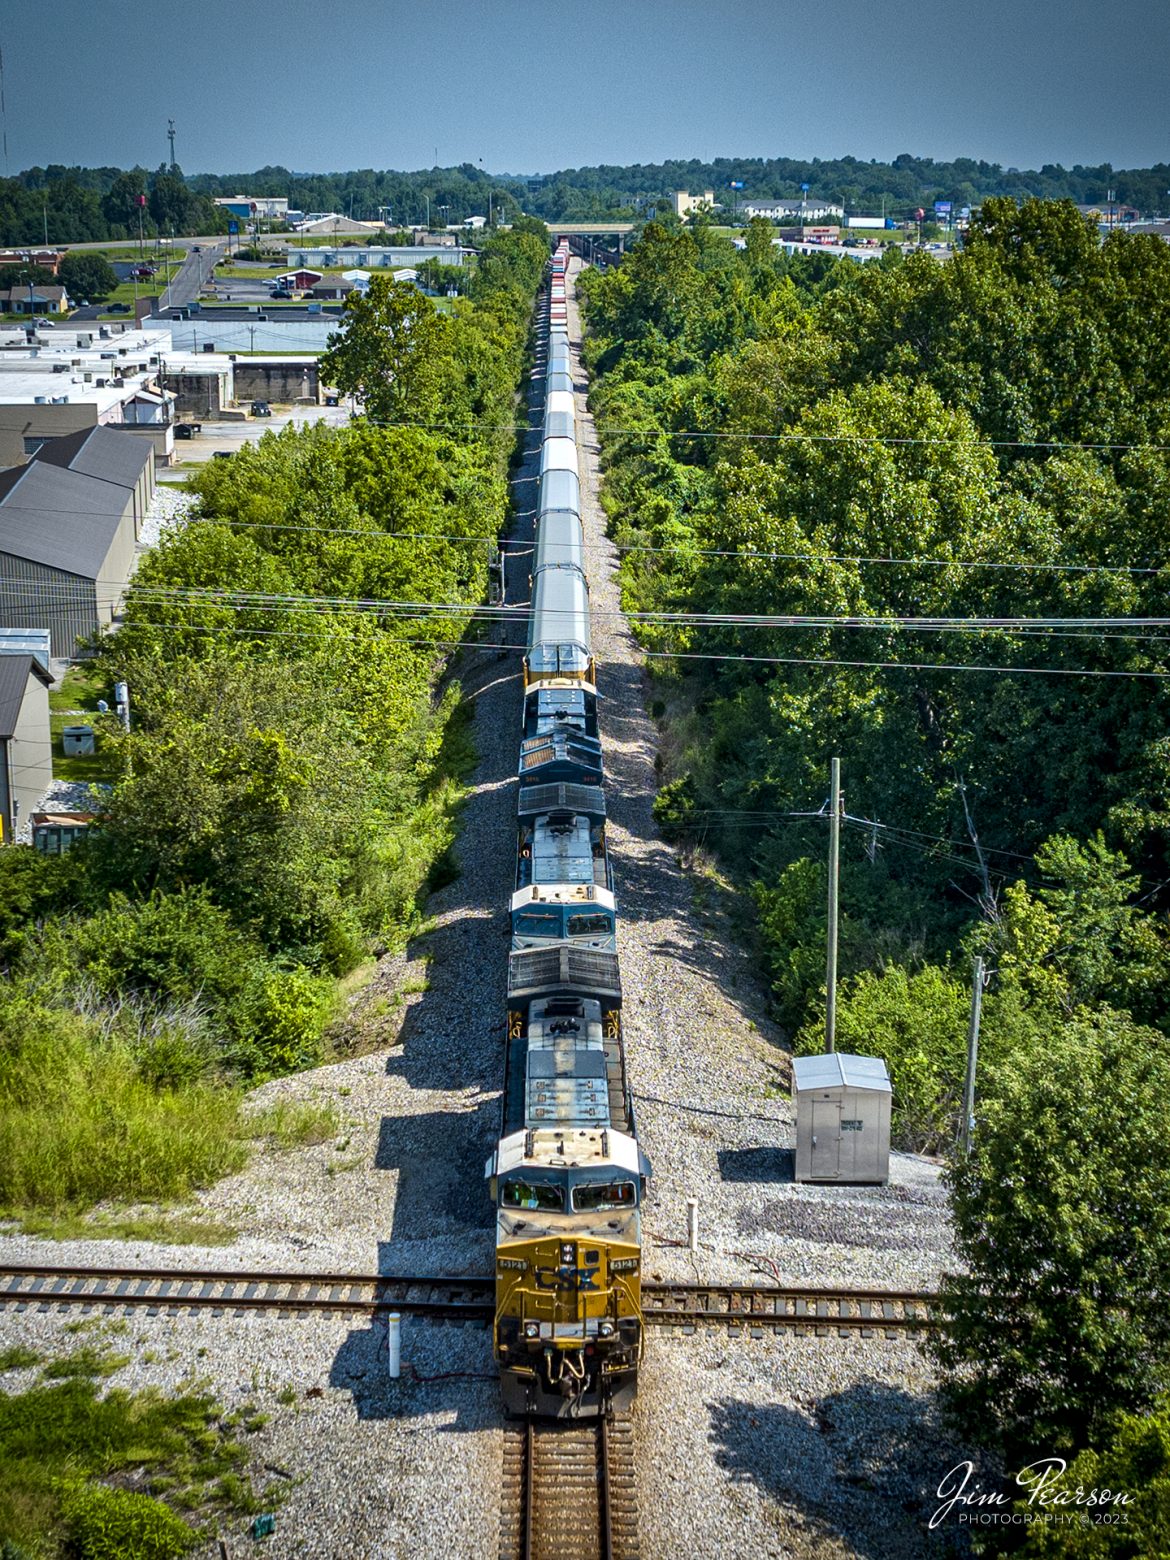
160, 401, 353, 475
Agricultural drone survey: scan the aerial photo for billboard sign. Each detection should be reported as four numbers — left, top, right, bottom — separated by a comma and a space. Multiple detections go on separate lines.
228, 221, 239, 234
730, 180, 744, 190
934, 201, 953, 215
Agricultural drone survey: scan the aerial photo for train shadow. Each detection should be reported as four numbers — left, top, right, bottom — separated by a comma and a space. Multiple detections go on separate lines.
708, 1381, 976, 1558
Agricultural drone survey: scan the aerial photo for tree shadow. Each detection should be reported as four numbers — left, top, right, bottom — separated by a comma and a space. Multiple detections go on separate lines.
709, 1380, 977, 1558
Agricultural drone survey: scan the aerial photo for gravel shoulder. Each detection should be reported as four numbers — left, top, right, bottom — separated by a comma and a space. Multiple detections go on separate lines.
0, 266, 967, 1559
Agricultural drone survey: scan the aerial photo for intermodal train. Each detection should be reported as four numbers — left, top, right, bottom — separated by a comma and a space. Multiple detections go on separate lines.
484, 243, 651, 1418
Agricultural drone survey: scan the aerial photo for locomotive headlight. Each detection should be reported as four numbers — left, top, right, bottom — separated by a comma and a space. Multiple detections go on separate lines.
560, 1243, 575, 1264
524, 1321, 540, 1339
598, 1320, 615, 1338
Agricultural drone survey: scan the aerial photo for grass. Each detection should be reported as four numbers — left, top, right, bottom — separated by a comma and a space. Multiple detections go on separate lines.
0, 1345, 278, 1558
7, 1210, 236, 1245
48, 664, 116, 782
243, 1097, 339, 1149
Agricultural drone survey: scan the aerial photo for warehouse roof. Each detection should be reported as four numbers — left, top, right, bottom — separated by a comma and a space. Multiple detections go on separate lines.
0, 454, 127, 577
32, 424, 152, 492
0, 653, 52, 740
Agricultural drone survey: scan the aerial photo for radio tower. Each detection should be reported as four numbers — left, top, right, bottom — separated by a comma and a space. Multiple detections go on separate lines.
167, 120, 176, 173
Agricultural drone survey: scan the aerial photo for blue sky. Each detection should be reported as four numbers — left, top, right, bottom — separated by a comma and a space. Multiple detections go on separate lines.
5, 0, 1168, 174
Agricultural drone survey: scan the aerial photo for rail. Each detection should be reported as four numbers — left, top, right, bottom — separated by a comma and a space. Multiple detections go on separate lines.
499, 1412, 638, 1560
0, 1263, 938, 1336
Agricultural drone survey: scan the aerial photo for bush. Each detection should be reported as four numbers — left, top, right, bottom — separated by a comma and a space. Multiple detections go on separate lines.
60, 1484, 194, 1560
795, 962, 971, 1151
227, 966, 334, 1077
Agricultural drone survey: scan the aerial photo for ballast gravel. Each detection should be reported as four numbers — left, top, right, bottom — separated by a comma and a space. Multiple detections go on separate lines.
0, 265, 973, 1559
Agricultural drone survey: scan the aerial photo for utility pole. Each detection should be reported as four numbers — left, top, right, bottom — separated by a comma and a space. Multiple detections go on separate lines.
961, 956, 984, 1154
825, 756, 843, 1053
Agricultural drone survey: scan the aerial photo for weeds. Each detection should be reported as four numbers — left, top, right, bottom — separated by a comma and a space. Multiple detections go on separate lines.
0, 1364, 281, 1558
244, 1097, 339, 1148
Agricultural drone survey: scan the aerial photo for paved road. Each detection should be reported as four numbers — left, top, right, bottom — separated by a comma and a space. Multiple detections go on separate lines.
159, 240, 228, 310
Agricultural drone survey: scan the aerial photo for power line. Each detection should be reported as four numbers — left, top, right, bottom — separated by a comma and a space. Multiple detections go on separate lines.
67, 615, 1170, 681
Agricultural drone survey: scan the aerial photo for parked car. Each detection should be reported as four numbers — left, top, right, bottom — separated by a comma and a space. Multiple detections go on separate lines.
251, 400, 272, 417
106, 303, 130, 314
269, 287, 292, 300
212, 450, 232, 459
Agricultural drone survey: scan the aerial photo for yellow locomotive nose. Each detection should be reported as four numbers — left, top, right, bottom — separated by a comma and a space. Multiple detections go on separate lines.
494, 1235, 642, 1414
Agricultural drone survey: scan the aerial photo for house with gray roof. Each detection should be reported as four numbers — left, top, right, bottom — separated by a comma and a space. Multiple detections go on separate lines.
0, 652, 52, 843
0, 425, 154, 658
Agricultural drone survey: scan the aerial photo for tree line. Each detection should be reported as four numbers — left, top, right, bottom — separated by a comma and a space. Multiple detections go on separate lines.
579, 203, 1170, 1544
0, 224, 548, 1235
4, 152, 1170, 247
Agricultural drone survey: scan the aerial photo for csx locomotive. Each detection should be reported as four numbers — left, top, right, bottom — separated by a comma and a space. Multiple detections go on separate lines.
484, 243, 651, 1418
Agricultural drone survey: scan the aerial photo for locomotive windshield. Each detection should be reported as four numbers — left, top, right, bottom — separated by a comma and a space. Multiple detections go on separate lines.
502, 1178, 565, 1212
572, 1180, 637, 1212
567, 912, 612, 937
514, 909, 563, 937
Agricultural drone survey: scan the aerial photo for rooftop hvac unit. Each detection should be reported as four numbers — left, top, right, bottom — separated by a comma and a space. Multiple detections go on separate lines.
77, 333, 92, 348
100, 351, 116, 360
83, 371, 92, 383
33, 394, 47, 404
52, 395, 68, 404
95, 378, 107, 387
118, 347, 128, 356
52, 362, 67, 373
98, 327, 110, 339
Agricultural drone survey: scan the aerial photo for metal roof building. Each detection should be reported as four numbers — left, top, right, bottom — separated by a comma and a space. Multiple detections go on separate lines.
0, 426, 154, 658
792, 1052, 892, 1184
0, 650, 52, 843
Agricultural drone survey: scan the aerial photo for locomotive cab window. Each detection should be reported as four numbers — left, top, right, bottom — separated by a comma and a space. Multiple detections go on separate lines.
567, 912, 612, 937
572, 1180, 637, 1212
514, 910, 562, 936
501, 1178, 565, 1212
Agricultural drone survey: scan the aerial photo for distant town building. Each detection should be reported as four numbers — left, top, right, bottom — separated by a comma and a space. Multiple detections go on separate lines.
0, 426, 155, 657
670, 190, 716, 220
291, 214, 384, 238
0, 250, 64, 276
1076, 200, 1141, 225
214, 196, 290, 221
0, 286, 69, 315
741, 198, 844, 223
287, 246, 469, 271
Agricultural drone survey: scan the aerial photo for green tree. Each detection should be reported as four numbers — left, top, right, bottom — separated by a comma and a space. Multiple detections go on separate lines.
101, 168, 148, 230
321, 277, 448, 426
3, 262, 55, 287
1015, 1397, 1170, 1557
148, 172, 192, 233
58, 252, 118, 302
931, 1011, 1170, 1460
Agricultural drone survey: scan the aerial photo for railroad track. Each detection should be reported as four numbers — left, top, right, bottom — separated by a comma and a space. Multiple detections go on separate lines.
500, 1412, 639, 1560
0, 1263, 937, 1336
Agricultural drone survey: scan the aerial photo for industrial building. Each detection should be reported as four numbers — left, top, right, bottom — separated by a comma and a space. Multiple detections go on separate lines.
0, 649, 52, 844
0, 323, 176, 467
0, 426, 155, 658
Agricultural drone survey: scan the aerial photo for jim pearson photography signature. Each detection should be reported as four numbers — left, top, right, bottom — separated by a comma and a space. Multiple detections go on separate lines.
930, 1459, 1134, 1529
